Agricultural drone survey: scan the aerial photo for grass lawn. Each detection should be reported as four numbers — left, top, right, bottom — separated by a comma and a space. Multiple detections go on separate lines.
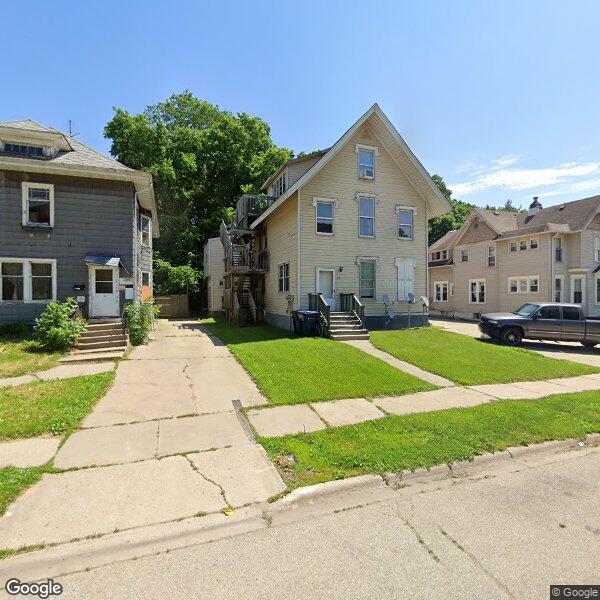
201, 318, 434, 404
0, 372, 114, 440
370, 327, 598, 385
0, 335, 60, 379
0, 466, 46, 517
261, 390, 600, 488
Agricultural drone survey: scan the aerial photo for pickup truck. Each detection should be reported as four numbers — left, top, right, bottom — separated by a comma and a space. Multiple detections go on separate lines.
479, 303, 600, 347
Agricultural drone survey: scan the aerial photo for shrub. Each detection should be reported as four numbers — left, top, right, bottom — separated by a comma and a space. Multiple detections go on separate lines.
123, 300, 160, 346
0, 322, 33, 338
153, 258, 201, 296
35, 298, 87, 351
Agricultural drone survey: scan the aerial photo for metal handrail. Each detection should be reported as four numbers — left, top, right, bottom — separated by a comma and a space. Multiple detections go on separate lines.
352, 294, 365, 327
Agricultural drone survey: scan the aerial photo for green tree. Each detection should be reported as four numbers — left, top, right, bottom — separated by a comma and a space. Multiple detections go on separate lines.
484, 198, 525, 213
428, 174, 474, 244
104, 92, 292, 268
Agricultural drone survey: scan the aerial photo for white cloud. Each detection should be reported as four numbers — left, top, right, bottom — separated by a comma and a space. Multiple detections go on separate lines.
450, 159, 600, 197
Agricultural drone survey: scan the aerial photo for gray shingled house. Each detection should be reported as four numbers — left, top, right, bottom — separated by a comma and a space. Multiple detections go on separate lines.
0, 119, 158, 324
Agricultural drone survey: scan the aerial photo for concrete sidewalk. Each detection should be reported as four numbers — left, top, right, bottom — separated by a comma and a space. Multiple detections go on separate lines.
0, 320, 284, 551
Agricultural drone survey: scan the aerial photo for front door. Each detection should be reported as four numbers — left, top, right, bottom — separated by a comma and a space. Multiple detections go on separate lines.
89, 266, 119, 317
317, 268, 336, 310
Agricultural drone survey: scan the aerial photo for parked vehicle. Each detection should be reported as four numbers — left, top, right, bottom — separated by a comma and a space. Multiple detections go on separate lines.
479, 303, 600, 347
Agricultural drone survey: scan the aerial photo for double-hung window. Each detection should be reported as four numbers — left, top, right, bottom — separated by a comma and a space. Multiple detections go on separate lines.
508, 276, 539, 294
357, 148, 375, 179
596, 277, 600, 304
434, 281, 448, 302
554, 276, 563, 302
359, 260, 376, 299
555, 237, 563, 262
469, 279, 486, 304
278, 263, 289, 293
140, 214, 152, 247
510, 241, 517, 252
530, 238, 539, 250
22, 182, 54, 227
519, 240, 527, 251
0, 259, 55, 302
595, 237, 600, 262
487, 245, 496, 267
358, 196, 375, 237
315, 201, 334, 235
461, 249, 469, 262
397, 208, 414, 240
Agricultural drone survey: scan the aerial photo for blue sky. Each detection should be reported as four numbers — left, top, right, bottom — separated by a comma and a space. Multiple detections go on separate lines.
3, 0, 599, 209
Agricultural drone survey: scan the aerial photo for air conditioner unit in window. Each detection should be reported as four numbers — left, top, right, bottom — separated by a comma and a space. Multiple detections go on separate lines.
362, 168, 374, 178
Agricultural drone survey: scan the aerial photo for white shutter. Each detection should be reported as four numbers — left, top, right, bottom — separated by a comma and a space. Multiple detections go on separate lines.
396, 259, 415, 301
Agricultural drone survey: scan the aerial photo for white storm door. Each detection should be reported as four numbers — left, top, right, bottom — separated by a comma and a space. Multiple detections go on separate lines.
89, 266, 119, 317
317, 268, 336, 310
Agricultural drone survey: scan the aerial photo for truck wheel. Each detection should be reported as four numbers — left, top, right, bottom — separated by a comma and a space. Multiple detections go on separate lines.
501, 327, 522, 346
581, 341, 598, 348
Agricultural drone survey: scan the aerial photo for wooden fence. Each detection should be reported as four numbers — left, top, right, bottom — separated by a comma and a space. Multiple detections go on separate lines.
155, 294, 190, 318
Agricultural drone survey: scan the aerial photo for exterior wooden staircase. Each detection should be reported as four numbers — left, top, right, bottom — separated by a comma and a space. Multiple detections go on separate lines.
59, 322, 128, 363
328, 312, 370, 341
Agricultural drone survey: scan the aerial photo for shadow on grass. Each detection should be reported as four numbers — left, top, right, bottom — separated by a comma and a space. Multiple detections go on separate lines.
199, 317, 298, 346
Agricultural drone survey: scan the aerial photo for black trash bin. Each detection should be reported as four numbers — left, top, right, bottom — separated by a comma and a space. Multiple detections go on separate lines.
295, 310, 320, 337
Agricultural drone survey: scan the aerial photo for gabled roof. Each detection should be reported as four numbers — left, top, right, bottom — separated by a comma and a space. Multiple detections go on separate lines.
429, 229, 458, 252
0, 118, 158, 235
251, 103, 451, 228
261, 149, 329, 191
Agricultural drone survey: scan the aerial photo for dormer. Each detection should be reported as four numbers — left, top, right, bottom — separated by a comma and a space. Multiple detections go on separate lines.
0, 120, 73, 161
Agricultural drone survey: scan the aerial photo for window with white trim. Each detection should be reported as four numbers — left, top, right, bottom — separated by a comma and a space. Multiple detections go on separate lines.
359, 259, 376, 299
22, 182, 54, 227
530, 238, 538, 250
461, 249, 469, 262
510, 241, 517, 252
469, 279, 486, 304
554, 276, 563, 303
357, 148, 375, 179
3, 142, 45, 157
315, 201, 334, 235
519, 240, 527, 251
278, 263, 289, 293
434, 281, 448, 302
487, 245, 496, 267
555, 237, 563, 262
397, 209, 414, 240
508, 276, 539, 294
358, 196, 375, 237
595, 237, 600, 262
430, 250, 448, 261
140, 214, 152, 247
0, 258, 55, 302
274, 172, 287, 197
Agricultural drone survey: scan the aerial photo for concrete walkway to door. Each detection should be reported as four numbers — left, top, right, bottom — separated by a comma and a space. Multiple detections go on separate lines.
0, 320, 285, 552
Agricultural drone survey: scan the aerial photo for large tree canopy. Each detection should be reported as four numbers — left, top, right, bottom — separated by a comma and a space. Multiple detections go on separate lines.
104, 92, 292, 268
428, 174, 474, 244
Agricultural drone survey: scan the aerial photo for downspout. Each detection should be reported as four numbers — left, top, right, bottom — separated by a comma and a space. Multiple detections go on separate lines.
550, 233, 558, 302
297, 192, 301, 310
133, 194, 139, 307
425, 207, 429, 324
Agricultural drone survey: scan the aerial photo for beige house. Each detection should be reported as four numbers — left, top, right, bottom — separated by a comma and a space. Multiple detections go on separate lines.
206, 104, 450, 337
428, 195, 600, 319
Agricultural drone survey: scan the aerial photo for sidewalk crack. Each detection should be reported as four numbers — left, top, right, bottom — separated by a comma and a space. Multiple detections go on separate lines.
185, 456, 231, 509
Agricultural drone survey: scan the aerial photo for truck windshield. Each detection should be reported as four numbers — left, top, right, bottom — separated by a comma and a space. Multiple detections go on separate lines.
512, 303, 540, 317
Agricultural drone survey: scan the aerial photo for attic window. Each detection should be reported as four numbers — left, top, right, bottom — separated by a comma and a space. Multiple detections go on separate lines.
273, 172, 287, 197
3, 142, 44, 157
356, 144, 378, 180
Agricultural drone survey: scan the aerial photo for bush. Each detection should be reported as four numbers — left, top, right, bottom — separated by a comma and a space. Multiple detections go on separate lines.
35, 298, 87, 351
123, 300, 160, 346
0, 322, 33, 338
153, 258, 201, 296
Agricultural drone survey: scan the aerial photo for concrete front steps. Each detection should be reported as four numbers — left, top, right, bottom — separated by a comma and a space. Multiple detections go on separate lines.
59, 322, 128, 364
329, 312, 369, 341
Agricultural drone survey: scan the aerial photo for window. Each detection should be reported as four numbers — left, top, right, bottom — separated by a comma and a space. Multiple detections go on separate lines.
315, 201, 334, 235
555, 237, 563, 262
563, 306, 581, 320
359, 260, 376, 299
140, 214, 152, 247
469, 279, 486, 304
571, 276, 583, 304
358, 197, 375, 237
3, 142, 44, 157
508, 276, 539, 294
357, 148, 375, 179
141, 272, 151, 287
487, 245, 496, 267
30, 263, 53, 300
434, 281, 448, 302
1, 263, 23, 301
519, 240, 527, 251
0, 259, 55, 302
510, 241, 517, 252
554, 276, 563, 302
430, 250, 448, 261
595, 237, 600, 262
278, 263, 289, 293
22, 182, 53, 227
397, 209, 414, 240
530, 238, 539, 250
596, 277, 600, 304
95, 269, 114, 294
539, 305, 560, 319
274, 172, 287, 197
461, 249, 469, 262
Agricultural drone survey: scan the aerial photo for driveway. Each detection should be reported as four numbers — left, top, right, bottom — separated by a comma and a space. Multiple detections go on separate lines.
0, 319, 285, 551
430, 317, 600, 367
